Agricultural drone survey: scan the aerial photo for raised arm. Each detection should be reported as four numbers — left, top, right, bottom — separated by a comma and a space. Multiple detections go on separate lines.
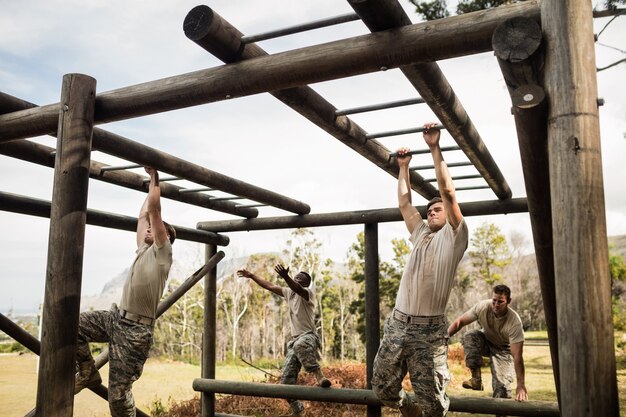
510, 341, 528, 401
447, 312, 476, 337
237, 269, 284, 297
396, 147, 422, 234
274, 264, 309, 300
423, 123, 463, 230
138, 167, 169, 248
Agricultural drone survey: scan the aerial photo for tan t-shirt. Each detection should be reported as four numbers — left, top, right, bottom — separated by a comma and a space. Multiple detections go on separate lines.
282, 286, 316, 337
466, 299, 525, 348
395, 218, 468, 316
119, 241, 173, 319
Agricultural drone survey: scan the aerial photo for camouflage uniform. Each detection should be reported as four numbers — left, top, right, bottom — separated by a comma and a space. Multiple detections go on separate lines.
372, 317, 450, 417
280, 331, 322, 414
462, 329, 515, 398
76, 304, 153, 417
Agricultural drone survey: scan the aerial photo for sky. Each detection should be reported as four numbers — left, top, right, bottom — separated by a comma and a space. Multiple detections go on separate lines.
0, 0, 624, 314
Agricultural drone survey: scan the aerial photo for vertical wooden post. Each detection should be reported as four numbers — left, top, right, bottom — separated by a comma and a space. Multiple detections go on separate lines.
202, 244, 218, 417
35, 74, 96, 417
364, 223, 381, 417
541, 2, 619, 416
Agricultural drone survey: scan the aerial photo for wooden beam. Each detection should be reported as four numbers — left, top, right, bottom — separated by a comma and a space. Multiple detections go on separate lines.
0, 312, 41, 355
364, 223, 381, 417
0, 1, 539, 142
0, 139, 258, 218
202, 244, 218, 417
36, 74, 95, 417
492, 16, 544, 93
347, 0, 519, 200
0, 191, 230, 246
541, 1, 619, 416
492, 17, 560, 402
0, 93, 306, 216
510, 84, 561, 403
183, 5, 437, 199
197, 198, 528, 232
192, 379, 560, 416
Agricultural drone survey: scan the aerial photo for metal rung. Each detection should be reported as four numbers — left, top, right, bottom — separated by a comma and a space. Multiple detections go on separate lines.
455, 185, 491, 191
410, 161, 473, 171
241, 12, 360, 44
179, 187, 214, 194
367, 124, 446, 140
389, 146, 460, 158
143, 176, 181, 183
335, 97, 426, 116
100, 164, 143, 172
425, 174, 482, 183
236, 204, 268, 209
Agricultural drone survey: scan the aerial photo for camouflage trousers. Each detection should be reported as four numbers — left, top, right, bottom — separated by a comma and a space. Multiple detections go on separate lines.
280, 331, 322, 413
372, 316, 450, 417
76, 304, 154, 417
462, 330, 515, 399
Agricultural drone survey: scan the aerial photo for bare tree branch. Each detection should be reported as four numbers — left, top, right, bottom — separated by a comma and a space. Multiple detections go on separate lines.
597, 57, 626, 71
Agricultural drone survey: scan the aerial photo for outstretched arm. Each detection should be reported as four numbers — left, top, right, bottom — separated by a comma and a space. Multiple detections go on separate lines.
237, 269, 284, 297
424, 123, 463, 230
510, 342, 528, 401
274, 264, 309, 301
137, 167, 169, 248
396, 147, 422, 234
447, 312, 476, 337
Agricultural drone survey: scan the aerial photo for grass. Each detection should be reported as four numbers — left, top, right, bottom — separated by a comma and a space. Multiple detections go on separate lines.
1, 342, 624, 417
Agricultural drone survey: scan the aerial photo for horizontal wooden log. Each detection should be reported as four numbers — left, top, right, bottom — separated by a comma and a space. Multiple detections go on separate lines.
0, 191, 229, 246
0, 139, 258, 218
192, 379, 560, 416
492, 16, 544, 93
349, 0, 519, 200
197, 198, 528, 232
0, 1, 539, 141
183, 6, 437, 199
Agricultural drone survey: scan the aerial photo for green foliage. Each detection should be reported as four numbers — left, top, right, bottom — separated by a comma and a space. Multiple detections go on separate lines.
469, 222, 511, 286
0, 341, 26, 353
408, 0, 450, 20
456, 0, 513, 14
610, 249, 626, 330
605, 0, 626, 9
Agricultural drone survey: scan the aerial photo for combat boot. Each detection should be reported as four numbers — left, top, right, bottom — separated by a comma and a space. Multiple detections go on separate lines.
398, 395, 422, 417
462, 377, 484, 390
74, 361, 102, 394
462, 367, 483, 391
312, 368, 331, 388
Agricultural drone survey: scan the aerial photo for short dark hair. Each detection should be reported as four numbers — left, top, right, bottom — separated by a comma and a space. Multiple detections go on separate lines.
493, 284, 511, 302
427, 197, 443, 211
163, 221, 176, 244
300, 271, 312, 284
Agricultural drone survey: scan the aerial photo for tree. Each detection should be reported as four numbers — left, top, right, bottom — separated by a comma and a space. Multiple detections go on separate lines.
469, 222, 511, 287
408, 0, 517, 21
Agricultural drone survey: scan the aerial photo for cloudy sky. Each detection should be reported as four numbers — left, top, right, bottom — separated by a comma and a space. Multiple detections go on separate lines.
1, 1, 624, 314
